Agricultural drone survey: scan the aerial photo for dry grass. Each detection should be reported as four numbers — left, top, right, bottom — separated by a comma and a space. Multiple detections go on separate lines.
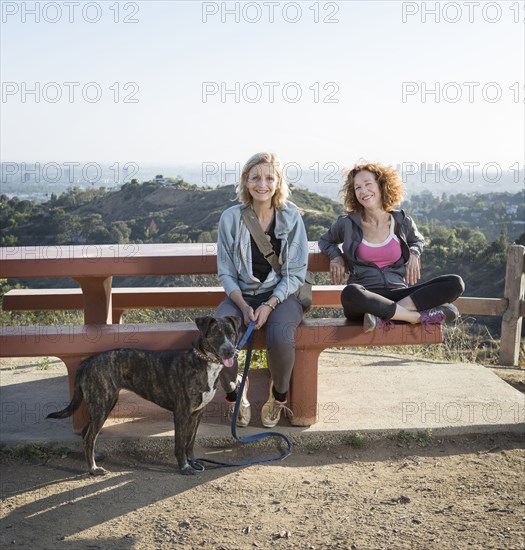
356, 316, 525, 367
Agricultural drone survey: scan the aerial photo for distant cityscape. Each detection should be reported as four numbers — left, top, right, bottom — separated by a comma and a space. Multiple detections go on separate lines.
1, 162, 523, 203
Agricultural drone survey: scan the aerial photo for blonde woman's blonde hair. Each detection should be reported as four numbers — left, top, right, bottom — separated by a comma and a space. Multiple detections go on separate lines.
236, 152, 290, 209
341, 162, 404, 216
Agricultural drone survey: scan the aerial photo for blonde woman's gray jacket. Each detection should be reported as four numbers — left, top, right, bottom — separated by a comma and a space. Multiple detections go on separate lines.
318, 210, 425, 290
217, 202, 308, 304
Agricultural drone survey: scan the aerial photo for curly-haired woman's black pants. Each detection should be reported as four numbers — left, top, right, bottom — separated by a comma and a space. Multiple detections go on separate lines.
341, 274, 465, 322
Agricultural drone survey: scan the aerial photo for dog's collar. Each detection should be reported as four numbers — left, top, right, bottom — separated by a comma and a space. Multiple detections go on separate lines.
193, 347, 216, 363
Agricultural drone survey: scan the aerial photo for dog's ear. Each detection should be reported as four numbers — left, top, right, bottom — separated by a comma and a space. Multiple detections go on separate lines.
226, 315, 242, 334
195, 316, 214, 335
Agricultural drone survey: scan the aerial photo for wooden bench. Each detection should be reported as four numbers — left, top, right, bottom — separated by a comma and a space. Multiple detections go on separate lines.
0, 318, 443, 431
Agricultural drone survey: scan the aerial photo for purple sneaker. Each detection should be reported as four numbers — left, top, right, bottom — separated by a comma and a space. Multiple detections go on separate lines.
419, 303, 459, 331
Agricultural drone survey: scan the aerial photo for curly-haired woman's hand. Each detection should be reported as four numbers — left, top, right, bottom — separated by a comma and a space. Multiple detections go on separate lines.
406, 254, 421, 286
330, 256, 348, 285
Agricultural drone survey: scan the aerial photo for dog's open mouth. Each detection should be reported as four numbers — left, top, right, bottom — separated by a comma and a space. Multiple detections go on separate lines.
222, 357, 235, 368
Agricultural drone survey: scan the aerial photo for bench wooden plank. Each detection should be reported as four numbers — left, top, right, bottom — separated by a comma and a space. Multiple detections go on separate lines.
455, 296, 507, 316
2, 286, 346, 312
2, 288, 503, 316
0, 243, 331, 278
0, 318, 443, 357
2, 288, 85, 310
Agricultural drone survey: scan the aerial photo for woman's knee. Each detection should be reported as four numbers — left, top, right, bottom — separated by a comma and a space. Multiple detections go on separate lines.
215, 297, 240, 319
446, 274, 465, 298
341, 283, 365, 306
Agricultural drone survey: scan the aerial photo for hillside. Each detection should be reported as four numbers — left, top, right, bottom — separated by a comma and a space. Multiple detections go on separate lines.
74, 182, 240, 243
72, 182, 345, 243
0, 181, 344, 246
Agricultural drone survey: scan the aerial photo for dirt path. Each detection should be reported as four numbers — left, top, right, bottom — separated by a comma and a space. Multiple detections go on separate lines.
1, 432, 524, 550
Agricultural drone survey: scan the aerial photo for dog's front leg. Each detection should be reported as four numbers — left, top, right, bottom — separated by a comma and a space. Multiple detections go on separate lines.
186, 411, 203, 469
174, 411, 195, 475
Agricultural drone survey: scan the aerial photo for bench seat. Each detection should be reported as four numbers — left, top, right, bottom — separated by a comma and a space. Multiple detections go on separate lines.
0, 318, 443, 430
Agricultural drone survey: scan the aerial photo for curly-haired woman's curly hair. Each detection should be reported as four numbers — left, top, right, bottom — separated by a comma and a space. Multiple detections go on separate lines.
341, 162, 405, 216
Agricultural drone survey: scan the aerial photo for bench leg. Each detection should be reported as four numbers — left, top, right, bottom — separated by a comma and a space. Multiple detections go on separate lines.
75, 276, 113, 324
62, 357, 90, 433
289, 349, 321, 427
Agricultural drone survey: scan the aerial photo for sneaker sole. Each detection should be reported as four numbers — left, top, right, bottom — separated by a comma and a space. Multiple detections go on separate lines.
262, 420, 280, 428
442, 304, 460, 323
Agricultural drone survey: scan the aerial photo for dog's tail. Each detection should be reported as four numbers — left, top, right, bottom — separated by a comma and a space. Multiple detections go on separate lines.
46, 382, 84, 420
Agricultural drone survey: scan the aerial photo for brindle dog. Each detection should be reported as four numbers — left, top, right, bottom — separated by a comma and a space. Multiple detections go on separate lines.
47, 316, 241, 475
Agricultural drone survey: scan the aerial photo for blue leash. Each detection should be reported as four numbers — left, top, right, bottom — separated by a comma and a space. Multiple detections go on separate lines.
191, 321, 293, 471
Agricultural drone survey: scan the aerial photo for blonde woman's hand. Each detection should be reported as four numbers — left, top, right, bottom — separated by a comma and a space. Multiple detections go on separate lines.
253, 304, 271, 329
240, 304, 256, 326
406, 254, 421, 286
330, 256, 348, 285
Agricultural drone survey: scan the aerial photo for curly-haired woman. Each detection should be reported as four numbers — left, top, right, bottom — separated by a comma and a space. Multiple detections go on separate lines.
318, 162, 464, 331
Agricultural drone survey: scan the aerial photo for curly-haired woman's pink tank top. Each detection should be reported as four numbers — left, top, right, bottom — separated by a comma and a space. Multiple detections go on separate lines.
356, 217, 402, 269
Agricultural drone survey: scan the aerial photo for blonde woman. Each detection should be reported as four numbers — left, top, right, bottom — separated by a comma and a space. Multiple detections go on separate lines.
216, 152, 308, 428
319, 162, 464, 331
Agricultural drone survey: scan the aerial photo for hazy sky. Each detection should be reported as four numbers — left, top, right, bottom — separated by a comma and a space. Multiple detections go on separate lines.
1, 0, 523, 171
